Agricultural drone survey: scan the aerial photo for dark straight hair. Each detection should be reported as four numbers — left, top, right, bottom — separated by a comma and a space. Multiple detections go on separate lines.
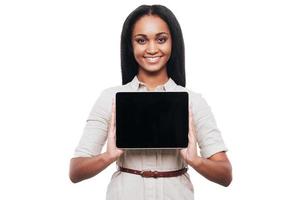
120, 4, 186, 87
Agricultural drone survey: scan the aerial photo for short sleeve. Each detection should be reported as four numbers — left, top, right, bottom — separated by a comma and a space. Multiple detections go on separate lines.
73, 89, 113, 157
191, 93, 228, 158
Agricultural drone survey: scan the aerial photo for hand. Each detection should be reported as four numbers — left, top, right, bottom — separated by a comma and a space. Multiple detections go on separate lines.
180, 107, 199, 166
106, 101, 124, 162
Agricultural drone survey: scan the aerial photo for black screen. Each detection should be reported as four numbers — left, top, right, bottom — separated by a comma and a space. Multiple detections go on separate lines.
116, 92, 188, 149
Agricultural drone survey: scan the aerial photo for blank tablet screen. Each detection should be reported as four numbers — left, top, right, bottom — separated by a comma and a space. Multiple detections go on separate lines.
116, 92, 188, 149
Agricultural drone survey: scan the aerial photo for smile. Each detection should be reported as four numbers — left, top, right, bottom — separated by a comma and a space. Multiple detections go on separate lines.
144, 56, 161, 63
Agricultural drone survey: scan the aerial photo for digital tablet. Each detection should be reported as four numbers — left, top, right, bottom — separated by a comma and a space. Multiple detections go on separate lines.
115, 92, 188, 149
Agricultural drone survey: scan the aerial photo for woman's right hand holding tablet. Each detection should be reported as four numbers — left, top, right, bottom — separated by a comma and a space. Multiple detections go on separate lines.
69, 102, 124, 183
106, 102, 124, 162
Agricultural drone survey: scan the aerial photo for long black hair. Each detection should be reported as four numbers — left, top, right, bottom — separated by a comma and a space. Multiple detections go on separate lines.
120, 4, 186, 86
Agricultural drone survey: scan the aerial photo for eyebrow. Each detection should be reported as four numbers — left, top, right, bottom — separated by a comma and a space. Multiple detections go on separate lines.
133, 32, 169, 38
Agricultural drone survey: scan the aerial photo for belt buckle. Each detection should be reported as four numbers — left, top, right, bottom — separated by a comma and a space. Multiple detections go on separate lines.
141, 170, 159, 178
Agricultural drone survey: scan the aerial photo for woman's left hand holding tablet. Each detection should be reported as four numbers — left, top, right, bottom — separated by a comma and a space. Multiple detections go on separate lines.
180, 107, 200, 167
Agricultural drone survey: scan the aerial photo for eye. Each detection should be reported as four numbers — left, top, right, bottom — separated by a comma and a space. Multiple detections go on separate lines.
136, 38, 146, 44
157, 37, 167, 44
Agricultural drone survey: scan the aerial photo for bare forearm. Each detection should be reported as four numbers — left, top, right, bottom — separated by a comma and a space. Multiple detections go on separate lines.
190, 156, 232, 187
69, 152, 115, 183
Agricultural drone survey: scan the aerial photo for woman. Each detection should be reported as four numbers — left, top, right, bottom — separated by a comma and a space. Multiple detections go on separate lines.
69, 4, 232, 200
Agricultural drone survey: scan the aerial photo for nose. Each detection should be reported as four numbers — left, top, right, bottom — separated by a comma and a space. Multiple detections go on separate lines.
146, 41, 158, 54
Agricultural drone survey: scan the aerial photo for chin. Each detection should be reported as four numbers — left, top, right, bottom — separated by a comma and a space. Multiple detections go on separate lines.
142, 65, 165, 73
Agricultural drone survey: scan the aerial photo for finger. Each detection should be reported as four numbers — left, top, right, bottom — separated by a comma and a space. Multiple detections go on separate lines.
111, 102, 116, 126
188, 131, 196, 146
117, 148, 124, 154
180, 148, 187, 159
188, 107, 195, 133
189, 106, 194, 126
108, 102, 116, 136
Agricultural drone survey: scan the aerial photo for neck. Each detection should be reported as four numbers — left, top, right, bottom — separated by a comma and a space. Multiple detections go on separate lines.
137, 67, 169, 91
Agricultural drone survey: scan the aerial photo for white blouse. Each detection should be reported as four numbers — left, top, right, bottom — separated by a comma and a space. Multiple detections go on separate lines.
73, 76, 227, 200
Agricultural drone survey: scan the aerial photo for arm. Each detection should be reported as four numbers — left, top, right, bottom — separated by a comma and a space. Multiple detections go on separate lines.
69, 102, 123, 183
189, 152, 232, 187
69, 152, 116, 183
180, 107, 232, 187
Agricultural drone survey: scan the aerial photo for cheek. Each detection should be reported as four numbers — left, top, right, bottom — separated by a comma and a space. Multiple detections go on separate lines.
133, 45, 145, 58
161, 45, 172, 57
161, 41, 172, 55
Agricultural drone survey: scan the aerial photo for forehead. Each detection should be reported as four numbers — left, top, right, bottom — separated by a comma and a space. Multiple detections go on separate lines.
132, 15, 170, 36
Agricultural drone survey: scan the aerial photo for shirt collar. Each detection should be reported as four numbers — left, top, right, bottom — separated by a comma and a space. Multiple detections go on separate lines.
130, 75, 176, 91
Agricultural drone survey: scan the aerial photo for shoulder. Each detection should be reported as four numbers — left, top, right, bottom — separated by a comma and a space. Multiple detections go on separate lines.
186, 88, 207, 105
173, 85, 206, 106
99, 82, 133, 100
174, 86, 211, 113
90, 83, 133, 115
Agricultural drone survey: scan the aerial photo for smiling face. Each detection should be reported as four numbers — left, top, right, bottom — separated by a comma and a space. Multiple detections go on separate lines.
131, 15, 172, 75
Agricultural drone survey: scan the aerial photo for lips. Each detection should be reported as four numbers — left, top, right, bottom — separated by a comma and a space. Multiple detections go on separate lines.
144, 56, 161, 64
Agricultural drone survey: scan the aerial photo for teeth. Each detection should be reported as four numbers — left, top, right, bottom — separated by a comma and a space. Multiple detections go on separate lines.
145, 57, 160, 63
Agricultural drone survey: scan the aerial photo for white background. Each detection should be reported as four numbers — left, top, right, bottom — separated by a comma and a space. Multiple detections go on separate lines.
1, 0, 299, 199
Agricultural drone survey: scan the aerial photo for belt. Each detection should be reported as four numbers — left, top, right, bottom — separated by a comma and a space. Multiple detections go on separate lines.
118, 166, 188, 178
